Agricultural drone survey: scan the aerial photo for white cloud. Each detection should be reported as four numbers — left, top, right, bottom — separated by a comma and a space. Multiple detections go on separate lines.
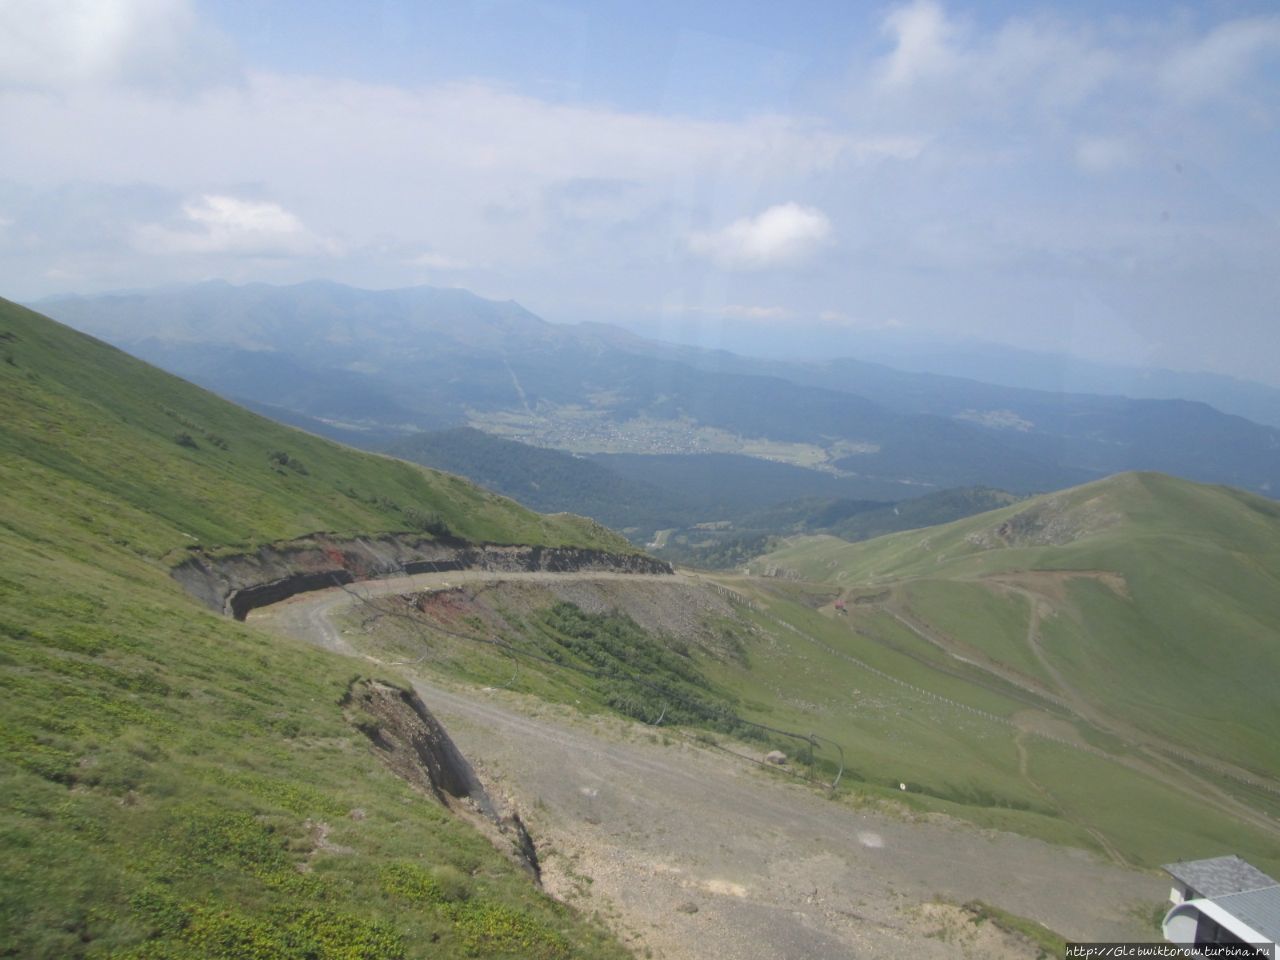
408, 251, 471, 271
0, 74, 863, 268
134, 195, 336, 258
718, 304, 795, 321
689, 203, 832, 270
874, 1, 1122, 115
873, 2, 1280, 124
0, 0, 233, 91
1074, 136, 1137, 174
1160, 16, 1280, 103
879, 0, 958, 89
818, 309, 904, 330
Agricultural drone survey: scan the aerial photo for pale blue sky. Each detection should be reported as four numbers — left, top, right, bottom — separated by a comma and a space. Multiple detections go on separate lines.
2, 0, 1279, 382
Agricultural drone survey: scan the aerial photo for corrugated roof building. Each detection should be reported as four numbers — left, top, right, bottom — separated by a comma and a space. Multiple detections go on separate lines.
1162, 855, 1280, 953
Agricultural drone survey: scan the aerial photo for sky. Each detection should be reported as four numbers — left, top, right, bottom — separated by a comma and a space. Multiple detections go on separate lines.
2, 0, 1279, 382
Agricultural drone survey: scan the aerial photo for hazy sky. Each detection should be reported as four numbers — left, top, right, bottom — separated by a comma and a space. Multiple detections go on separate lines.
2, 1, 1279, 382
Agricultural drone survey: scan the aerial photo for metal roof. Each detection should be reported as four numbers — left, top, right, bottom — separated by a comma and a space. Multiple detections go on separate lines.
1211, 886, 1280, 944
1163, 856, 1279, 898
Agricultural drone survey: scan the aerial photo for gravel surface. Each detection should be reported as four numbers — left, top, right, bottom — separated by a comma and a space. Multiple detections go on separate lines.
251, 572, 1167, 959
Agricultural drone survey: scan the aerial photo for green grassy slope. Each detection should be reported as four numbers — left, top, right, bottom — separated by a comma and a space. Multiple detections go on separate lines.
341, 552, 1280, 876
740, 472, 1280, 869
0, 299, 629, 958
753, 473, 1280, 770
0, 297, 628, 562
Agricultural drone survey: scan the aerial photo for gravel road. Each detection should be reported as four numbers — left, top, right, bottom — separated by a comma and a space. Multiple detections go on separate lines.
251, 573, 1167, 959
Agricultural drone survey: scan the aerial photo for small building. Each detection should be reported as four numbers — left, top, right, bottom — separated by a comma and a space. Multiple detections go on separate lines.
1162, 855, 1280, 953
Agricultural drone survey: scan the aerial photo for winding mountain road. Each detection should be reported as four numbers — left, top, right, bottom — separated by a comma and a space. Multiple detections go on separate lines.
250, 572, 1165, 959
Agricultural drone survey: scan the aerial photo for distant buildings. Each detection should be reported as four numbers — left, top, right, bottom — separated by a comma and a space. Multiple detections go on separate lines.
1162, 855, 1280, 952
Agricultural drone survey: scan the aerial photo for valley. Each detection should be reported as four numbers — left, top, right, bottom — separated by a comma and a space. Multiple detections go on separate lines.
469, 408, 841, 467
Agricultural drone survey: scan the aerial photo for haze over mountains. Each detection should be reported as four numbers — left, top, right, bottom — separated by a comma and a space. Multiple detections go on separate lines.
640, 324, 1280, 431
38, 282, 1280, 524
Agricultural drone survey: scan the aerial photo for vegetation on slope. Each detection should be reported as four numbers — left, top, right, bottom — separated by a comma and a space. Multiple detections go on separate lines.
346, 557, 1280, 874
0, 299, 631, 958
0, 297, 629, 562
350, 587, 789, 751
752, 473, 1280, 769
741, 472, 1280, 870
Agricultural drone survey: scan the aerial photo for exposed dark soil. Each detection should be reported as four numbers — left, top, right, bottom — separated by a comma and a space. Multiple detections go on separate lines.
342, 676, 542, 880
172, 532, 671, 618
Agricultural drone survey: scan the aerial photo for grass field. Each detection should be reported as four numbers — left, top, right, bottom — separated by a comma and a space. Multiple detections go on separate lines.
741, 472, 1280, 873
0, 299, 632, 958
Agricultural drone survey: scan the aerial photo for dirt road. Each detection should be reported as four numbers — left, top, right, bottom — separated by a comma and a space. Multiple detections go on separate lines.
251, 573, 1166, 959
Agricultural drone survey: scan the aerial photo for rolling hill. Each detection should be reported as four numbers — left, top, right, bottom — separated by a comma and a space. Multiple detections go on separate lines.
0, 297, 633, 959
752, 471, 1280, 798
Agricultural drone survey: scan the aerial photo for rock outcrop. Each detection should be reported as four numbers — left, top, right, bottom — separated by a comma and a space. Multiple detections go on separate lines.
343, 678, 542, 880
171, 532, 673, 619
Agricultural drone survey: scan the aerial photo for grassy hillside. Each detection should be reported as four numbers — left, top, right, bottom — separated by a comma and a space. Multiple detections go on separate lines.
0, 297, 628, 561
0, 298, 630, 958
740, 472, 1280, 869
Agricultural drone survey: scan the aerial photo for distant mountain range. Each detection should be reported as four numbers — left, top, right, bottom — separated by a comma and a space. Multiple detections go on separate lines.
623, 322, 1280, 429
855, 337, 1280, 430
36, 281, 1280, 515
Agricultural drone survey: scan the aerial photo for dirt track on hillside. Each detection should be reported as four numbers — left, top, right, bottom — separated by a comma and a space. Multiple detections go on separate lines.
251, 572, 1165, 959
